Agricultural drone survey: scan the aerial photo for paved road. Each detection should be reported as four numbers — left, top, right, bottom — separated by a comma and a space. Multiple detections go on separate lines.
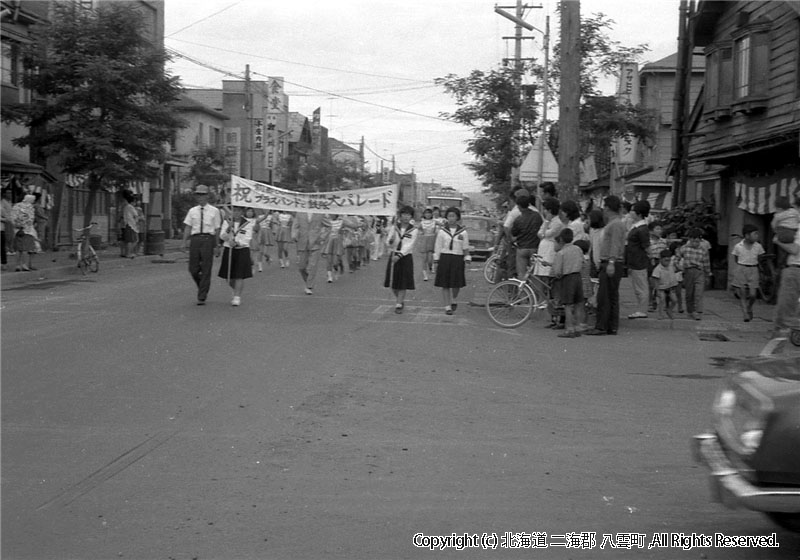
2, 256, 798, 559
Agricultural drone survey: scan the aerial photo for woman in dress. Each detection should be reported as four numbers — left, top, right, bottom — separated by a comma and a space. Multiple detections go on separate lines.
275, 211, 293, 268
384, 206, 418, 314
433, 206, 470, 315
536, 197, 563, 328
218, 206, 258, 306
324, 214, 344, 282
417, 207, 438, 281
11, 194, 41, 271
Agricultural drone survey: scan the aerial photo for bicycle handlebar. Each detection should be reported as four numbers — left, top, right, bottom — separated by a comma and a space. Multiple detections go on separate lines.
73, 222, 98, 233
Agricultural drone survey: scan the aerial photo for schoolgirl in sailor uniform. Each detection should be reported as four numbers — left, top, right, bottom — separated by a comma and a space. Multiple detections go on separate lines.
434, 206, 471, 315
218, 206, 257, 306
324, 214, 344, 282
384, 206, 418, 313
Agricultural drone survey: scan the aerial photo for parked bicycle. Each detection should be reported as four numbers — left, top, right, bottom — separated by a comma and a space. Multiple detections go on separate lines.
485, 253, 558, 328
483, 243, 507, 284
74, 222, 99, 275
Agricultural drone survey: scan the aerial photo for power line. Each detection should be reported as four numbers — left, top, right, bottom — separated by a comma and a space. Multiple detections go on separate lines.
165, 2, 243, 38
167, 37, 431, 84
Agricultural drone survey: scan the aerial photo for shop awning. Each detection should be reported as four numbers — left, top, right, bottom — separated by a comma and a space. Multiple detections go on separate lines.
735, 175, 800, 215
1, 154, 56, 182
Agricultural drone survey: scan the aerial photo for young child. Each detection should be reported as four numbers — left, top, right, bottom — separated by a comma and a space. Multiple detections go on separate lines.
731, 223, 764, 322
551, 228, 584, 338
677, 228, 711, 321
668, 239, 685, 313
772, 195, 800, 243
646, 221, 667, 311
651, 249, 680, 319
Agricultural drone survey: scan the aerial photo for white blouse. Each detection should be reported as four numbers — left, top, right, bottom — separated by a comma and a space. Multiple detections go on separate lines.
386, 223, 418, 256
434, 224, 470, 259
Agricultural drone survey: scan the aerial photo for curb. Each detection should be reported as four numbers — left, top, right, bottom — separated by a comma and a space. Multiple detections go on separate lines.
1, 250, 187, 289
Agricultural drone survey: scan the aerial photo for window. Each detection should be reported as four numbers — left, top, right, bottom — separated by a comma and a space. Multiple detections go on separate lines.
1, 40, 19, 87
731, 20, 770, 109
704, 16, 770, 119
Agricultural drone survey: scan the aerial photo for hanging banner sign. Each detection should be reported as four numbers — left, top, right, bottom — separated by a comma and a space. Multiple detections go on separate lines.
230, 175, 398, 216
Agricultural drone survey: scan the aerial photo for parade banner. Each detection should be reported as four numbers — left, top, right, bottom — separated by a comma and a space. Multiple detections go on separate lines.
230, 175, 398, 216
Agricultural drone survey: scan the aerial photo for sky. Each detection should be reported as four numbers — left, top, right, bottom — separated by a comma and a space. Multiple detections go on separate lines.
164, 0, 682, 193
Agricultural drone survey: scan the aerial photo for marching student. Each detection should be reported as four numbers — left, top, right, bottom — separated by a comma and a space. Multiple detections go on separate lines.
433, 206, 471, 315
218, 205, 258, 306
384, 206, 418, 314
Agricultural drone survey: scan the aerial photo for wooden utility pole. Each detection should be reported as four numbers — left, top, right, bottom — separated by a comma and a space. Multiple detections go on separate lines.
558, 0, 581, 200
672, 0, 692, 207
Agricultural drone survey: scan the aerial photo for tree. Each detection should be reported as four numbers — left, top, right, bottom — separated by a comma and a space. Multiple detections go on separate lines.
435, 65, 543, 196
279, 152, 371, 192
188, 146, 227, 189
1, 1, 184, 226
437, 10, 655, 202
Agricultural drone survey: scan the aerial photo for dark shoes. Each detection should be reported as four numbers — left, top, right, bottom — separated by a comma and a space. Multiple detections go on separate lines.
394, 303, 404, 314
584, 328, 610, 336
557, 331, 581, 338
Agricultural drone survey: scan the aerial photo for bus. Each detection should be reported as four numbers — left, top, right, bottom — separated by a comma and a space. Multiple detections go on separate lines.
427, 192, 463, 210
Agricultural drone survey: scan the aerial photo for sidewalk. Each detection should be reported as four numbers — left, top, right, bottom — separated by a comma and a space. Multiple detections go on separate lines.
469, 270, 776, 336
1, 238, 187, 289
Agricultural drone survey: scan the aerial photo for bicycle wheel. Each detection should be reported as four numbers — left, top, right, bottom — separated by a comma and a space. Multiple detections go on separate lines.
87, 254, 99, 273
486, 281, 536, 328
483, 254, 499, 284
77, 255, 88, 275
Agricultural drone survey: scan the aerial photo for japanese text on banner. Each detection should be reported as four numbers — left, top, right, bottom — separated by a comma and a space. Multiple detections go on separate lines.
229, 175, 398, 216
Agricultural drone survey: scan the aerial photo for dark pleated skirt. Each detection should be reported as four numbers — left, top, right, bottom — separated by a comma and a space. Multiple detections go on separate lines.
218, 247, 253, 280
384, 253, 415, 290
434, 253, 466, 289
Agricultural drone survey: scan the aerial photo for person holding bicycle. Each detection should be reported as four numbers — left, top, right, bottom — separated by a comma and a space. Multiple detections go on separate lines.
182, 185, 222, 305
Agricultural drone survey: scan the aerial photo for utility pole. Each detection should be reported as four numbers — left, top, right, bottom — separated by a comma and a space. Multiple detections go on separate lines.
559, 0, 581, 200
673, 0, 692, 207
244, 64, 253, 181
535, 15, 550, 212
494, 1, 542, 194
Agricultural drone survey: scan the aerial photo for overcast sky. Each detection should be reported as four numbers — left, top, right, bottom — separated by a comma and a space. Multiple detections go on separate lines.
164, 0, 681, 192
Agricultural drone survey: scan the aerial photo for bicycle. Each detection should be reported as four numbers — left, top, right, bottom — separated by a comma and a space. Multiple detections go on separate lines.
483, 243, 507, 284
74, 222, 100, 275
485, 253, 557, 328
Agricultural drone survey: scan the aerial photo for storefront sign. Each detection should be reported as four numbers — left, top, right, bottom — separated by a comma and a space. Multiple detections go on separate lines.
230, 175, 398, 216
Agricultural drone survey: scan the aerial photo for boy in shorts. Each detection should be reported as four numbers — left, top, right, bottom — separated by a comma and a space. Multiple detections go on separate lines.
651, 248, 680, 319
552, 228, 585, 338
731, 223, 764, 322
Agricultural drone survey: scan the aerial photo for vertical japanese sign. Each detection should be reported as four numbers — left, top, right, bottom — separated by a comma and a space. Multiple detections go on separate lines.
312, 107, 321, 154
253, 118, 264, 151
224, 128, 241, 176
614, 62, 639, 166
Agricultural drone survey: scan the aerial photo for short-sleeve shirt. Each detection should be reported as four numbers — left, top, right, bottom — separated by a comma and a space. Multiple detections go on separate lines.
184, 204, 222, 235
731, 240, 764, 266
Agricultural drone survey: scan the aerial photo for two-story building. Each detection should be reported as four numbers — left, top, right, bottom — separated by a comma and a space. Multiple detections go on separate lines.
684, 0, 800, 282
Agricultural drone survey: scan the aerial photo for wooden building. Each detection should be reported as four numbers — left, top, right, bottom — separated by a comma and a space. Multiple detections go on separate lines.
684, 0, 800, 283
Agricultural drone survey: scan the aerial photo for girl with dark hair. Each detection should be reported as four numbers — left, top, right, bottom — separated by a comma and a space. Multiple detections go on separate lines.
218, 206, 257, 306
417, 207, 438, 281
433, 206, 470, 315
384, 206, 418, 313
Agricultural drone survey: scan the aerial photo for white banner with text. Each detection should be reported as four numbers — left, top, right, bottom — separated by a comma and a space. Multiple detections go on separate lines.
230, 175, 398, 216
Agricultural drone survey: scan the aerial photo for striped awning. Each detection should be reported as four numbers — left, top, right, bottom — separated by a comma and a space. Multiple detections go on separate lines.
735, 176, 800, 215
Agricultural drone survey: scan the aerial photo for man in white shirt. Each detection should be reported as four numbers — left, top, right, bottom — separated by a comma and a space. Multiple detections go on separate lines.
182, 185, 222, 305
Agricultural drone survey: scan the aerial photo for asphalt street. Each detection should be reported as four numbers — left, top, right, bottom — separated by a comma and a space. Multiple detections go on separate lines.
2, 254, 799, 559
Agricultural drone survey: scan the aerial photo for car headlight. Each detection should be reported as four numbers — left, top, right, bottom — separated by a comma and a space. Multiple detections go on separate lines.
714, 371, 773, 456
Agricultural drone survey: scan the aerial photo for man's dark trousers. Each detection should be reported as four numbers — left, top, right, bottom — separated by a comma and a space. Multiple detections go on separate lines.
189, 234, 215, 301
595, 262, 624, 333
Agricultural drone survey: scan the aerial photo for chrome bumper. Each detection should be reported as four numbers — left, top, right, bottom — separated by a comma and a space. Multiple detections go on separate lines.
692, 433, 800, 513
